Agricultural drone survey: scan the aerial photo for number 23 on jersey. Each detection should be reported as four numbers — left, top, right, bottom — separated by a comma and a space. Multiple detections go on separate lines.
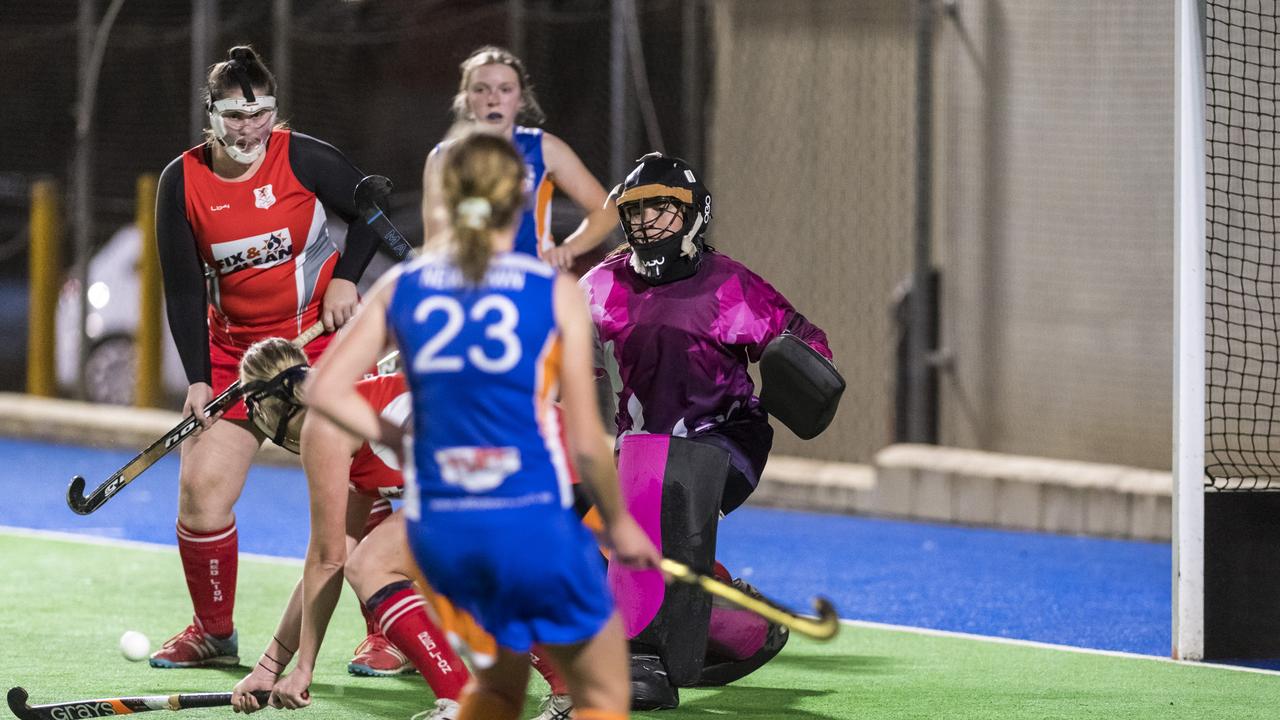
411, 294, 523, 374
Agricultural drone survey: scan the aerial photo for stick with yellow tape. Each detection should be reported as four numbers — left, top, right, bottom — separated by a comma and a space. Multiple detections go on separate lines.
659, 558, 840, 641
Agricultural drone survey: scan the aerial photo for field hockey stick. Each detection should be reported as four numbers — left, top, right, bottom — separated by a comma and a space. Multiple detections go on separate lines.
66, 321, 327, 515
353, 174, 414, 377
659, 558, 841, 640
7, 687, 270, 719
354, 175, 415, 261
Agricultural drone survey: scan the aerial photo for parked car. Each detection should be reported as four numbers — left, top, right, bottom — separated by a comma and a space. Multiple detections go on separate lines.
56, 224, 186, 405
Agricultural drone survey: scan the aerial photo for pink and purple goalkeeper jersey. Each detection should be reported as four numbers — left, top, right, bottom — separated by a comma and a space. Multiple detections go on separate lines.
580, 251, 831, 480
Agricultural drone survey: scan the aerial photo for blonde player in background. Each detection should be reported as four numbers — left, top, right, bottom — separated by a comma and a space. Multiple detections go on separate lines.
422, 46, 615, 272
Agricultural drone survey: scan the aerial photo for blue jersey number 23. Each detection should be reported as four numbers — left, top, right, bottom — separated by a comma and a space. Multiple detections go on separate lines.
411, 294, 522, 374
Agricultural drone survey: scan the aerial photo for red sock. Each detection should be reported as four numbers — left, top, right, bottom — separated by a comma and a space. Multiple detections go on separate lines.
371, 583, 470, 700
530, 645, 569, 695
360, 602, 379, 636
358, 501, 393, 637
176, 520, 238, 638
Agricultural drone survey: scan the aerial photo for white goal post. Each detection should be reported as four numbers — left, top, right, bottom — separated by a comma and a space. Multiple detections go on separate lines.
1172, 0, 1206, 663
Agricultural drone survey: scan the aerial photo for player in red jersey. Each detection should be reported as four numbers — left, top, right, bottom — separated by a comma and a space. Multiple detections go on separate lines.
150, 45, 382, 669
228, 338, 470, 720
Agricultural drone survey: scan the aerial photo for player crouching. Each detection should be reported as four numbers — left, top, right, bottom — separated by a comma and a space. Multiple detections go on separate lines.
229, 338, 468, 720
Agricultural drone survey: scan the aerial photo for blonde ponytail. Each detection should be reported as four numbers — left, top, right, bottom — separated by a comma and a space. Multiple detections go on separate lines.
442, 133, 526, 283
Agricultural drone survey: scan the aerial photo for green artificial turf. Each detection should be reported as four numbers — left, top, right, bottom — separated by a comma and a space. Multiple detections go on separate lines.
2, 532, 1277, 719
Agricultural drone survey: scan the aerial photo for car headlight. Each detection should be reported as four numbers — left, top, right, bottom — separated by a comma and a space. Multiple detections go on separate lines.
87, 281, 110, 309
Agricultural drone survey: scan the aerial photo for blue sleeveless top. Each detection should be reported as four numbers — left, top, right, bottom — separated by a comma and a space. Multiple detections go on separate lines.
512, 126, 552, 257
387, 252, 571, 518
433, 126, 552, 258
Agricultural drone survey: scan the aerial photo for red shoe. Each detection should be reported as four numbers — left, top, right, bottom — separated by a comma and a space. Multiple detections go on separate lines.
149, 619, 239, 669
348, 632, 414, 677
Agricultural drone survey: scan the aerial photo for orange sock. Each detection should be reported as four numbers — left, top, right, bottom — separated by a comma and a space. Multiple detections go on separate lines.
574, 709, 628, 720
456, 688, 521, 720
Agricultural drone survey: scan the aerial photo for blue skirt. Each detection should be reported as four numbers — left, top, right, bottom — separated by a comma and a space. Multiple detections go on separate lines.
406, 504, 613, 653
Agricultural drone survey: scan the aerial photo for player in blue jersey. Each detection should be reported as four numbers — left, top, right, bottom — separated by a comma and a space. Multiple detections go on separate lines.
422, 46, 616, 271
305, 132, 660, 720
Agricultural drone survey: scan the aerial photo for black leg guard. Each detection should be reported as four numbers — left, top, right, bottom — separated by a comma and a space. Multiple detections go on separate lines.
696, 579, 791, 686
609, 434, 729, 695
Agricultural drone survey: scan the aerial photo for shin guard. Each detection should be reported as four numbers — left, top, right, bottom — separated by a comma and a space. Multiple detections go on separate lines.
608, 434, 728, 686
698, 579, 790, 686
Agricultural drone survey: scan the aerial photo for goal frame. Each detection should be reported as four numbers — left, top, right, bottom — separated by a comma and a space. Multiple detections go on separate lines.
1172, 0, 1206, 662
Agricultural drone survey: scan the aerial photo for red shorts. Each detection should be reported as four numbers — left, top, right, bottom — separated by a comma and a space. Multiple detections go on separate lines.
210, 331, 334, 421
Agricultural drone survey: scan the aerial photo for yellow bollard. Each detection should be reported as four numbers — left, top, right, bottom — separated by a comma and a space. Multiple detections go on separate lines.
26, 180, 62, 397
134, 174, 161, 408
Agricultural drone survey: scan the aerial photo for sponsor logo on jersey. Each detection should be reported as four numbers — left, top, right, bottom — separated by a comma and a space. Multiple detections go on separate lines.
254, 183, 276, 209
211, 228, 294, 275
435, 446, 521, 492
210, 203, 230, 212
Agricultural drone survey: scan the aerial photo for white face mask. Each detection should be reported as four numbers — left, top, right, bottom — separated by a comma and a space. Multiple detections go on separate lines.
208, 95, 277, 164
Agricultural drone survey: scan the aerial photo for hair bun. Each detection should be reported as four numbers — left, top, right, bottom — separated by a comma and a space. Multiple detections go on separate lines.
457, 197, 492, 230
229, 46, 256, 64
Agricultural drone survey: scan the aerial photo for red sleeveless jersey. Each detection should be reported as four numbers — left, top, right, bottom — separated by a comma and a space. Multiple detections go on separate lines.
181, 130, 340, 348
348, 374, 412, 499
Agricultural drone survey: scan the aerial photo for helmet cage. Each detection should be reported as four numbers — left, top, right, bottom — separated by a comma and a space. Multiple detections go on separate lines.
617, 179, 703, 246
243, 363, 308, 453
619, 195, 692, 246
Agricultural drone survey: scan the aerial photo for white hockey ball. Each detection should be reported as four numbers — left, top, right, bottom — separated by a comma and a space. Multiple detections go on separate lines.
119, 630, 151, 662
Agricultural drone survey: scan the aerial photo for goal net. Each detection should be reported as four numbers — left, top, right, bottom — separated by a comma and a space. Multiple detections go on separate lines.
1204, 0, 1280, 491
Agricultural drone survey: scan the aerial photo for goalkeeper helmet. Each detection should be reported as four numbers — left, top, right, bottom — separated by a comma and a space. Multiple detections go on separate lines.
614, 152, 712, 285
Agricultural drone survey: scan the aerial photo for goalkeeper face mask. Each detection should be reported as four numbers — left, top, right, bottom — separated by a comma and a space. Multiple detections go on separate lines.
615, 152, 713, 286
620, 198, 703, 285
243, 363, 308, 454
